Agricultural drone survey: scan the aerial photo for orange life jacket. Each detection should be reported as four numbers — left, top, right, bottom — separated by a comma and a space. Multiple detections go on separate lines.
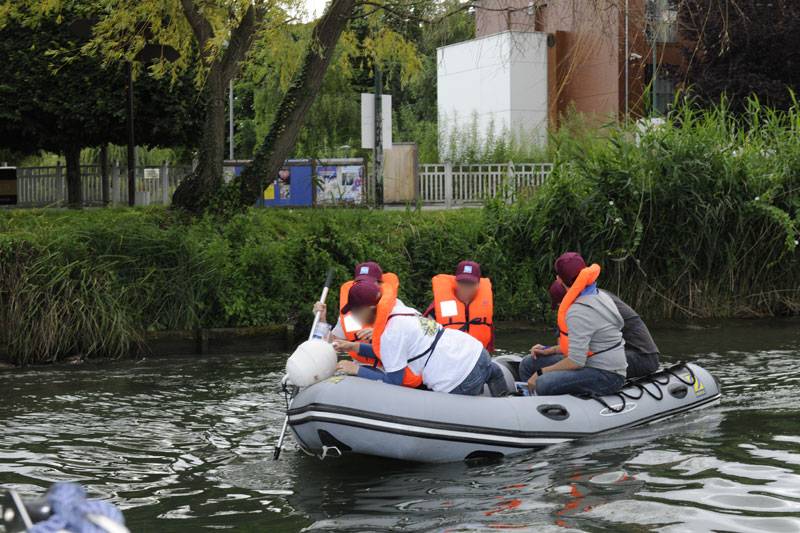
338, 273, 399, 365
370, 278, 424, 388
557, 264, 601, 357
431, 274, 493, 350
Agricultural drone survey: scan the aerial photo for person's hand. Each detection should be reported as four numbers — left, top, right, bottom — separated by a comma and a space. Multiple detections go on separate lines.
356, 327, 373, 341
337, 360, 360, 375
527, 372, 539, 394
530, 344, 548, 358
332, 339, 358, 353
313, 302, 327, 319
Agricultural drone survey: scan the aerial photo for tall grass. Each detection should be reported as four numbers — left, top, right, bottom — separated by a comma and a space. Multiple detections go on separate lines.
485, 96, 800, 318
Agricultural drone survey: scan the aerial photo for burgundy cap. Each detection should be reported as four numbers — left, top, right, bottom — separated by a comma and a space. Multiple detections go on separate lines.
341, 280, 382, 314
554, 252, 586, 286
455, 260, 481, 283
549, 279, 567, 310
354, 261, 383, 282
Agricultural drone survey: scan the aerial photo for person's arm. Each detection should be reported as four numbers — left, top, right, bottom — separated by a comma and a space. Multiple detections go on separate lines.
564, 308, 593, 368
357, 342, 376, 359
356, 365, 405, 385
488, 323, 495, 353
422, 302, 436, 319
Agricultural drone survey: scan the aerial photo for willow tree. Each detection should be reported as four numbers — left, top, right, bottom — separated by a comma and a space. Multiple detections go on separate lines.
236, 0, 428, 206
85, 0, 299, 212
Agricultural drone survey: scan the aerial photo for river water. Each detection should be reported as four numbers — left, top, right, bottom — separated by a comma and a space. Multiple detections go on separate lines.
1, 319, 799, 532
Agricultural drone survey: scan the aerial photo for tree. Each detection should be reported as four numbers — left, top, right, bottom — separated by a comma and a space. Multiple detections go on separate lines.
236, 0, 455, 206
235, 0, 430, 160
0, 4, 202, 206
236, 0, 357, 205
85, 0, 284, 213
680, 0, 800, 111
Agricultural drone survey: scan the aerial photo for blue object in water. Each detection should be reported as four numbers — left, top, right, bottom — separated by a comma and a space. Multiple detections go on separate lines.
29, 483, 126, 533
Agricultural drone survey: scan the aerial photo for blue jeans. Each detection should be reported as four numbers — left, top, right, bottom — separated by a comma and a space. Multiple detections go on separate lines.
519, 354, 562, 381
451, 350, 507, 397
519, 354, 625, 396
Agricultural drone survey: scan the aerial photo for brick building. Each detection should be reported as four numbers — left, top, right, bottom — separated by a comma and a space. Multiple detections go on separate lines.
437, 0, 683, 145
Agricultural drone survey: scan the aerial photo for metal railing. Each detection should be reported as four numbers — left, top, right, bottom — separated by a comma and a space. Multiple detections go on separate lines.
16, 162, 192, 207
418, 162, 552, 206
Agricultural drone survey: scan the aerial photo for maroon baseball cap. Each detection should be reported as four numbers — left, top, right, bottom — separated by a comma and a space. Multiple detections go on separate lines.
354, 261, 383, 282
554, 252, 586, 286
549, 279, 567, 310
455, 260, 481, 283
341, 280, 382, 314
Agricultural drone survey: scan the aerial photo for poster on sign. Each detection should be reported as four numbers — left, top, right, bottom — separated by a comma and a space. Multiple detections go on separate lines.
316, 165, 363, 204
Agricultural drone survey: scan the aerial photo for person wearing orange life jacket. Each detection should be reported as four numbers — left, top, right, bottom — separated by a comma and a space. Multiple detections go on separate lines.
314, 262, 421, 387
422, 261, 494, 352
313, 261, 394, 359
519, 252, 627, 396
333, 279, 507, 396
534, 281, 661, 378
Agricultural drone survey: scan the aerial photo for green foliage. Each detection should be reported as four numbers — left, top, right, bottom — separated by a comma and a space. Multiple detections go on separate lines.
0, 4, 202, 158
438, 113, 550, 164
3, 98, 800, 364
235, 0, 474, 160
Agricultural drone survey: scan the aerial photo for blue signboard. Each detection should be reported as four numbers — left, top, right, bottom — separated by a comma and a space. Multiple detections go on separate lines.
255, 162, 314, 207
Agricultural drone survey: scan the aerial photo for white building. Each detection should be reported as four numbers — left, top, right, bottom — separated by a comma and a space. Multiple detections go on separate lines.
437, 31, 550, 157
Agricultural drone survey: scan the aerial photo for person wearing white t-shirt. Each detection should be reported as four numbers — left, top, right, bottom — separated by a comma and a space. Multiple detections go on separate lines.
333, 280, 507, 396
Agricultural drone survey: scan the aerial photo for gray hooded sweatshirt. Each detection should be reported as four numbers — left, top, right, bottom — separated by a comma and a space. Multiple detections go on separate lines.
566, 290, 628, 376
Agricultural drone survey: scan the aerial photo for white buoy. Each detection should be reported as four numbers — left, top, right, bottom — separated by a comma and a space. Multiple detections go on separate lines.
286, 340, 337, 387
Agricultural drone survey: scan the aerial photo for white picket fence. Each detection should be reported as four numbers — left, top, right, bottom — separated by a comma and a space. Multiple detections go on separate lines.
418, 162, 552, 206
16, 162, 192, 207
12, 160, 552, 208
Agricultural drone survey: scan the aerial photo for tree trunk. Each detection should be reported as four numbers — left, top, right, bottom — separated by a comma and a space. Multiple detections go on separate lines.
171, 68, 227, 213
237, 0, 357, 206
171, 2, 257, 214
64, 146, 82, 208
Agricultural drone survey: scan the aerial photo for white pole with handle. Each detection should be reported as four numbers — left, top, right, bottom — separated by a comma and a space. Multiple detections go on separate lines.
274, 269, 335, 460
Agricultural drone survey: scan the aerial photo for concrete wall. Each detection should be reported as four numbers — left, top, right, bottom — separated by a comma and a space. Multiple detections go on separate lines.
437, 31, 549, 154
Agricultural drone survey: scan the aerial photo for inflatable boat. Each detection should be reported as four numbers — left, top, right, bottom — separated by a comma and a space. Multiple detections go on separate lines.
286, 357, 721, 463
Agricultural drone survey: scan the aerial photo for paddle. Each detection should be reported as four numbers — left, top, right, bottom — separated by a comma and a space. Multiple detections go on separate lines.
273, 268, 335, 460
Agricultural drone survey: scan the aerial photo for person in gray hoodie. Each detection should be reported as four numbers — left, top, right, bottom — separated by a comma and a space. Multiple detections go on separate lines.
534, 282, 660, 378
521, 253, 627, 396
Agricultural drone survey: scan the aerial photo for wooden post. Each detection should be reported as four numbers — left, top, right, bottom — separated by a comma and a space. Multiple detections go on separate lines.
111, 160, 121, 204
444, 161, 453, 208
507, 160, 515, 203
160, 160, 169, 204
55, 161, 64, 205
100, 145, 110, 206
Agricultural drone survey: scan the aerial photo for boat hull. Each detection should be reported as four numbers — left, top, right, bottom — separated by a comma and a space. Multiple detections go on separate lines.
288, 362, 721, 463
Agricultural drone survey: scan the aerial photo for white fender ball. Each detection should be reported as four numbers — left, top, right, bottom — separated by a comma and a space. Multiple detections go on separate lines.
286, 340, 337, 387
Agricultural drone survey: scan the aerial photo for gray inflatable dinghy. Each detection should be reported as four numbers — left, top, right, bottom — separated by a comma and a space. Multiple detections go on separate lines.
286, 357, 721, 463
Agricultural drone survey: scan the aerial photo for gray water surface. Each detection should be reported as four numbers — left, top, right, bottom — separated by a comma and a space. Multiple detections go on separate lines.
1, 319, 799, 532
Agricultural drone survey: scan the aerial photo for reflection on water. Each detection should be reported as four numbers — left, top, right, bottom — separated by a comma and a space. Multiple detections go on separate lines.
1, 319, 799, 532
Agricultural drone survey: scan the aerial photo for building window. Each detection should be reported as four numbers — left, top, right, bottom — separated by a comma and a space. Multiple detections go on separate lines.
649, 0, 678, 43
653, 75, 675, 114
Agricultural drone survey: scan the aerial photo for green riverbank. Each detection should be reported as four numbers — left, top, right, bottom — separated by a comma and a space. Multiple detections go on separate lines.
2, 103, 800, 365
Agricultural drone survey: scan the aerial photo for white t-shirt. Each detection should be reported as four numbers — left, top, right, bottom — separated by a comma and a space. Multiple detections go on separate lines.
331, 298, 408, 340
379, 302, 482, 393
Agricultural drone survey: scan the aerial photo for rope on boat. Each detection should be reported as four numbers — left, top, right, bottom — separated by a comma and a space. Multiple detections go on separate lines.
588, 362, 697, 413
